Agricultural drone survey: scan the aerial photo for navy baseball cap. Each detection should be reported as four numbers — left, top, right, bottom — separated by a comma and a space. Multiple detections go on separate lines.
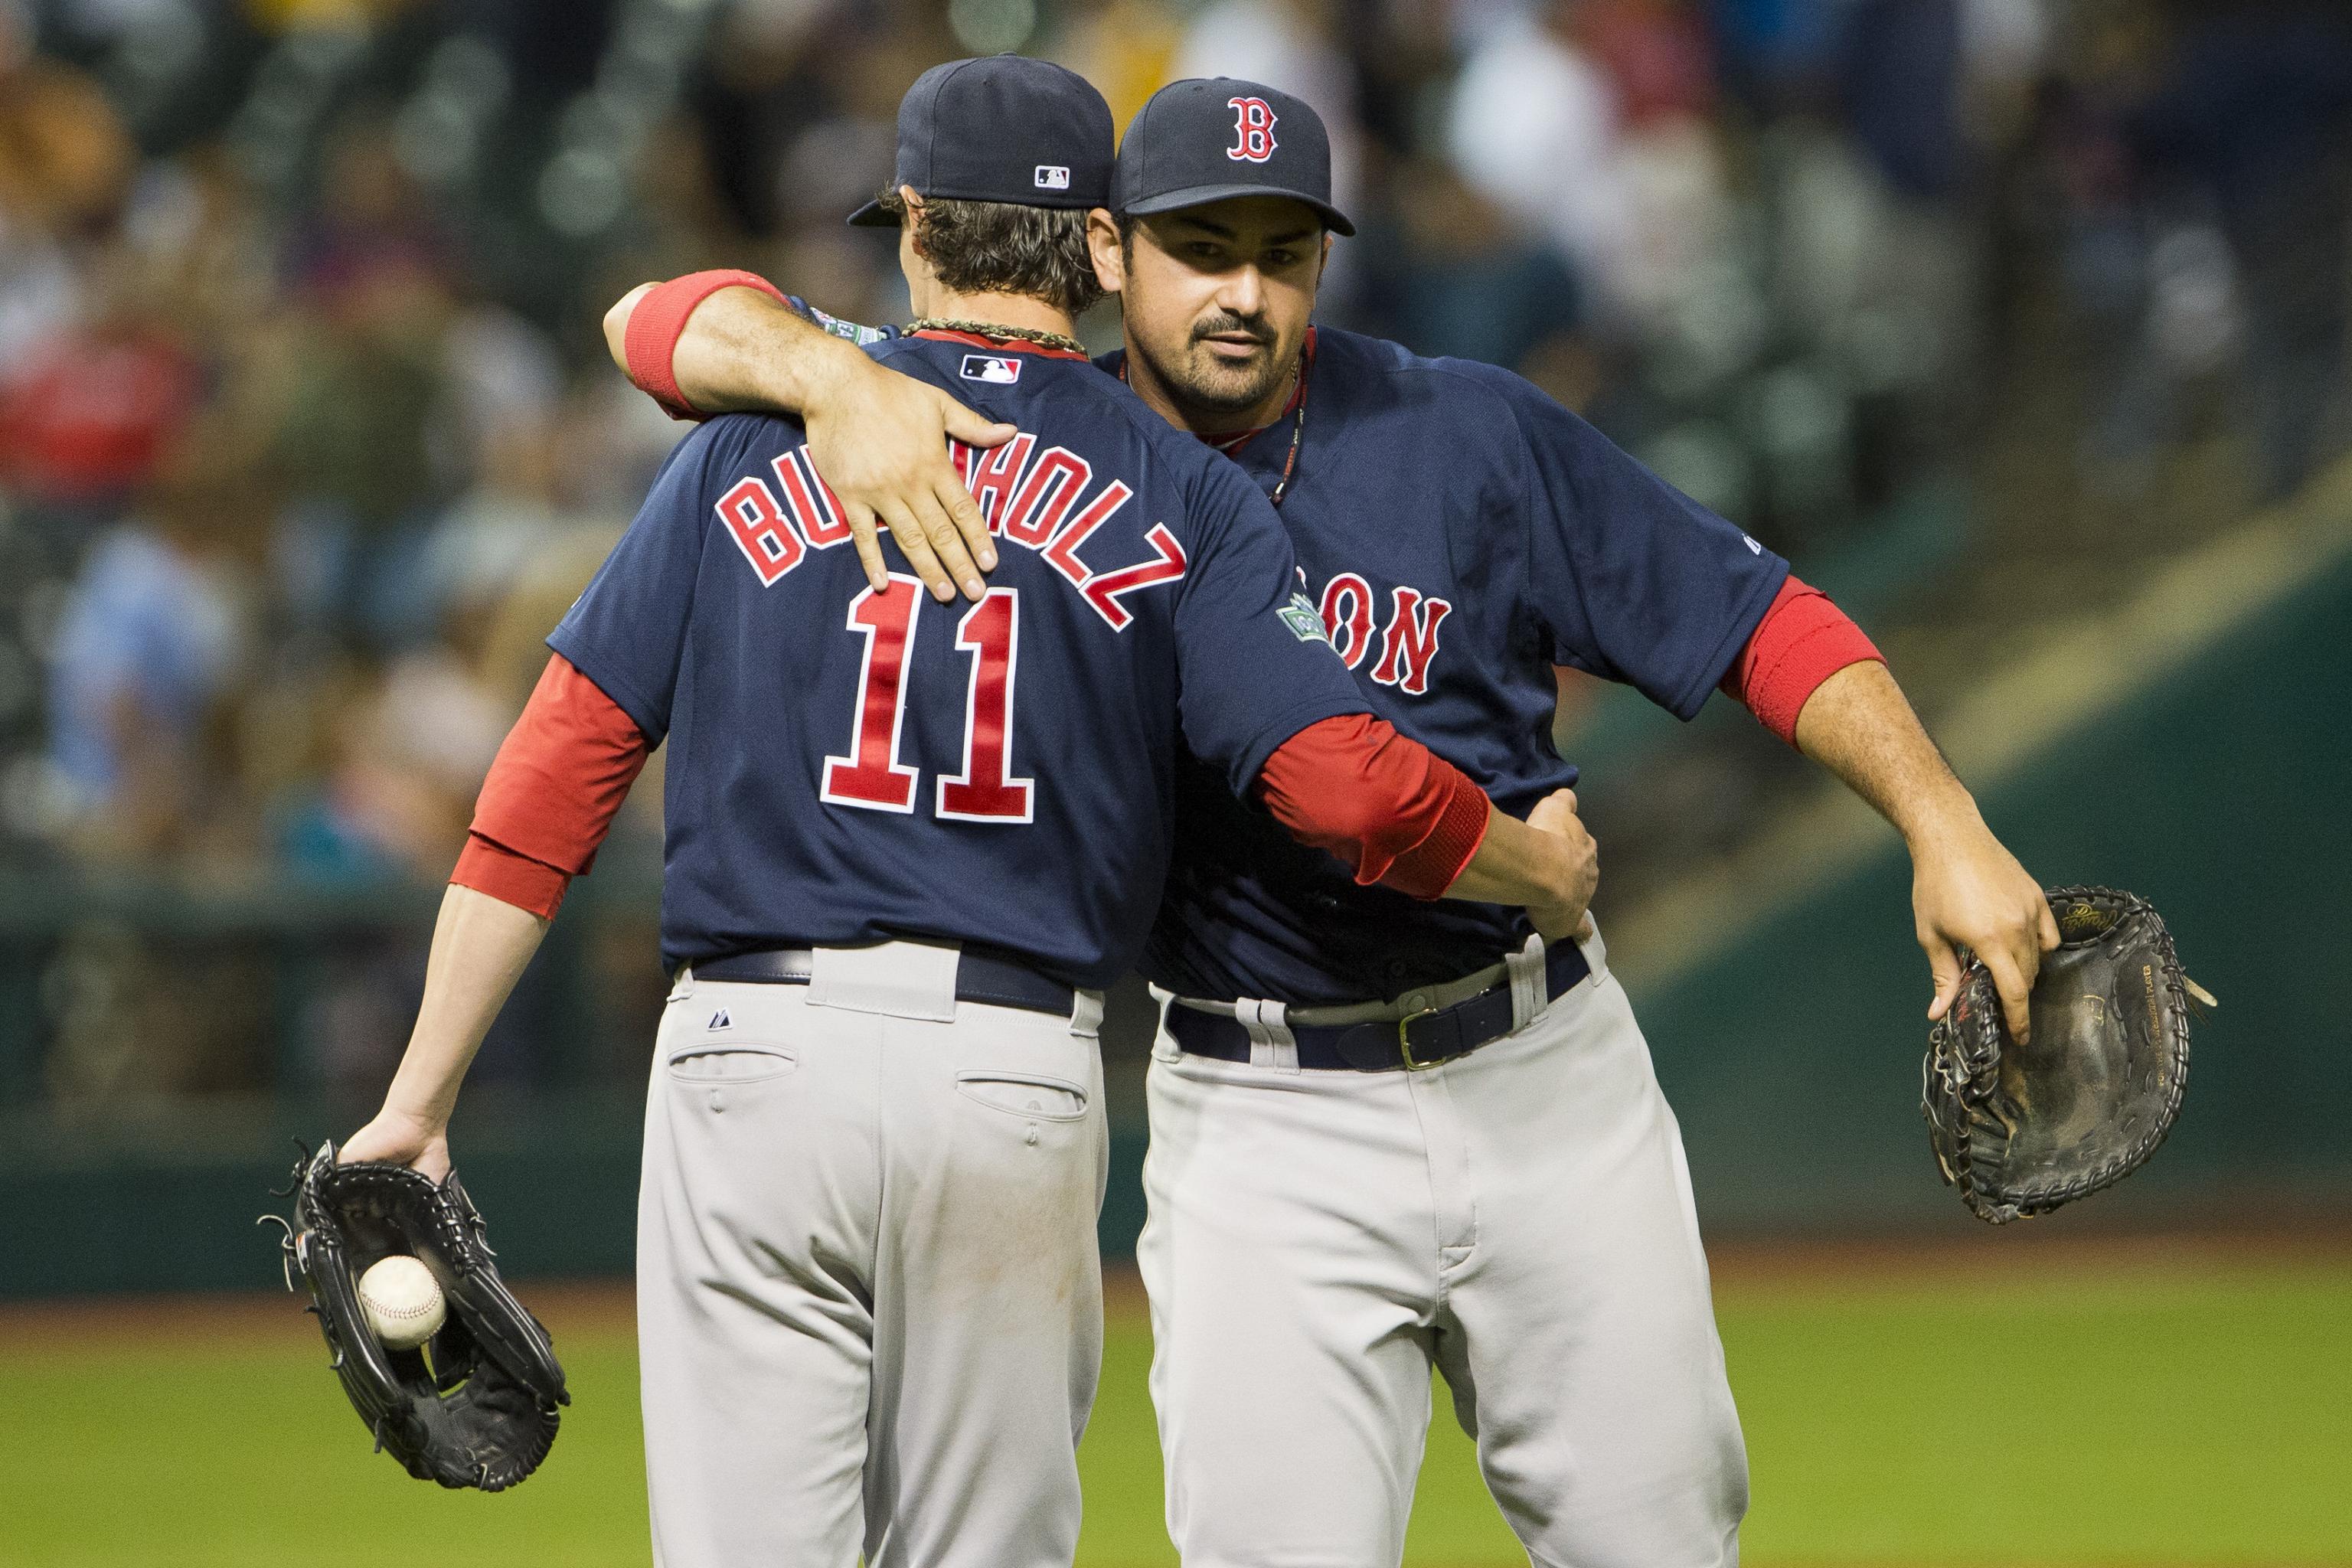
1113, 78, 1354, 237
848, 55, 1114, 227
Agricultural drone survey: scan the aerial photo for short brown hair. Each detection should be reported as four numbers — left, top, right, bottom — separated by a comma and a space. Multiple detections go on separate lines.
880, 188, 1103, 317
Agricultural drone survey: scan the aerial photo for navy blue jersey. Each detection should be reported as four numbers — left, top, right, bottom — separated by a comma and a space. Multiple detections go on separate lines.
1122, 328, 1791, 1005
551, 335, 1369, 986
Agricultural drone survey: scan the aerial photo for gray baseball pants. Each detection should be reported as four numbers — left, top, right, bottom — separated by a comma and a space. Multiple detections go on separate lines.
636, 946, 1108, 1567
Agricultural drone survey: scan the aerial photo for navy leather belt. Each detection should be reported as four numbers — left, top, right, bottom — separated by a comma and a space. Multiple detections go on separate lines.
1168, 942, 1592, 1073
688, 949, 1076, 1018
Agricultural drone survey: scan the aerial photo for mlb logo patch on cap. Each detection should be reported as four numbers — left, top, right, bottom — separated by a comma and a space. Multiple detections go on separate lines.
962, 354, 1023, 384
1035, 165, 1070, 190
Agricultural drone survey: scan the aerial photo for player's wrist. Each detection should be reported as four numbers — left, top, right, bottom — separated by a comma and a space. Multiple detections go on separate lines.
373, 1093, 452, 1141
786, 329, 877, 417
1896, 787, 1986, 858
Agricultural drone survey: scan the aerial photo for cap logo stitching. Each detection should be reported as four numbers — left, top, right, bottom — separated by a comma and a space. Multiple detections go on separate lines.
1035, 165, 1070, 190
1226, 96, 1278, 163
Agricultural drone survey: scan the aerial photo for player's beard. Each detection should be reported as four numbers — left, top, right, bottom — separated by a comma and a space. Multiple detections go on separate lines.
1131, 311, 1295, 426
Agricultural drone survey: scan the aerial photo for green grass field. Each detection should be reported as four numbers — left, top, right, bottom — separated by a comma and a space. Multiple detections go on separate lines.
4, 1245, 2346, 1566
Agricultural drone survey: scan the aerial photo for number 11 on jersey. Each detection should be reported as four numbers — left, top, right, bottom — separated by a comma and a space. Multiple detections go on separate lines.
822, 577, 1032, 823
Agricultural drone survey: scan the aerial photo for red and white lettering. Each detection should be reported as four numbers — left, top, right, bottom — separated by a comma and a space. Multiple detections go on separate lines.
1227, 96, 1278, 163
1080, 524, 1190, 632
936, 589, 1033, 823
1318, 573, 1376, 668
1043, 479, 1133, 592
967, 433, 1037, 534
821, 577, 923, 812
1000, 446, 1090, 548
1370, 586, 1452, 694
715, 476, 804, 586
773, 449, 851, 547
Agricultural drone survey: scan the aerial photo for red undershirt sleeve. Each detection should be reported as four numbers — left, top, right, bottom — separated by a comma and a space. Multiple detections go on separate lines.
623, 269, 790, 421
1255, 714, 1493, 901
449, 655, 655, 920
1719, 574, 1884, 746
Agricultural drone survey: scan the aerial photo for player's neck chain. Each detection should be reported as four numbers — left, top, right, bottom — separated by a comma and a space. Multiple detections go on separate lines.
907, 317, 1089, 357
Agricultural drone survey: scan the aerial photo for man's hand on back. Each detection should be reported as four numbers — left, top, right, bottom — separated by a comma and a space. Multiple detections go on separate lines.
801, 347, 1015, 603
604, 281, 1017, 603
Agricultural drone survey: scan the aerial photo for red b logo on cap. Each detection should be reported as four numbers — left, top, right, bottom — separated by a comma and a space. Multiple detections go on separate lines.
1227, 97, 1278, 163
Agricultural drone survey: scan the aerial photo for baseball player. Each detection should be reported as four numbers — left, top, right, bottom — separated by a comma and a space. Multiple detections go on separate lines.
609, 75, 2059, 1567
338, 58, 1601, 1568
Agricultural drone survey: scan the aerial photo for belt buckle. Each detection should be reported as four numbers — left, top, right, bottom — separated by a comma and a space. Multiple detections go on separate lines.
1397, 1006, 1440, 1070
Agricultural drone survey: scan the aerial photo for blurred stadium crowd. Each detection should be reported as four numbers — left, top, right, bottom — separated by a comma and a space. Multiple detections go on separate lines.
0, 0, 2344, 1111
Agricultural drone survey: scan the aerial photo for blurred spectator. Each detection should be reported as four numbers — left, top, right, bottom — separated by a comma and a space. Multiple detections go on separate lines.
2128, 1, 2352, 500
1052, 0, 1180, 129
1357, 157, 1584, 374
0, 0, 130, 383
1583, 0, 1718, 127
1447, 1, 1633, 325
0, 0, 134, 240
1839, 0, 1969, 204
0, 246, 201, 523
43, 424, 260, 862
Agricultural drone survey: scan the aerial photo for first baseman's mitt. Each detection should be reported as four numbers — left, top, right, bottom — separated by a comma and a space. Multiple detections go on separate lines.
263, 1144, 569, 1489
1922, 887, 2209, 1224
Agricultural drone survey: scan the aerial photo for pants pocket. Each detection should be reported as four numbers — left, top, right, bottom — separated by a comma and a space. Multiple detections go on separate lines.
667, 1043, 799, 1083
954, 1071, 1089, 1121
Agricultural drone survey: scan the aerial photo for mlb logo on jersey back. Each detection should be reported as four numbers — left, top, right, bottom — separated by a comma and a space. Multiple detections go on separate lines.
962, 354, 1023, 384
1034, 165, 1070, 190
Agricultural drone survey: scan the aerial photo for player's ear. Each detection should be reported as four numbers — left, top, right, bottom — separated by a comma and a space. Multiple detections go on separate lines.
1087, 207, 1125, 295
901, 185, 929, 260
1315, 230, 1332, 283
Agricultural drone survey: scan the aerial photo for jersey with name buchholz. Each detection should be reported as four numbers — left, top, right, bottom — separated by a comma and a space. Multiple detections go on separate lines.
551, 335, 1367, 986
1125, 327, 1792, 1007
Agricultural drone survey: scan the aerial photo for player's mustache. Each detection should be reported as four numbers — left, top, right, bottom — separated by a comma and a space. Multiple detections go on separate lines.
1191, 315, 1274, 348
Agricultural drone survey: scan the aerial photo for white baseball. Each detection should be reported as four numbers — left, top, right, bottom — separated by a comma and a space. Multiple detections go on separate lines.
358, 1256, 446, 1351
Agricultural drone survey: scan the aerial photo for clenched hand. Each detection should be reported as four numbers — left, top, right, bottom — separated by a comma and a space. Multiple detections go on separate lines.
1524, 788, 1599, 945
1913, 822, 2060, 1043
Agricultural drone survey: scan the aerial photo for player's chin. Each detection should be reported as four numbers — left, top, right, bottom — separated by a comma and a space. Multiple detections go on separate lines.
1181, 348, 1282, 408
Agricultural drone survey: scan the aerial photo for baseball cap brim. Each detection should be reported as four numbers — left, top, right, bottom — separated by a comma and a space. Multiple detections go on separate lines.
1121, 181, 1354, 237
846, 198, 893, 228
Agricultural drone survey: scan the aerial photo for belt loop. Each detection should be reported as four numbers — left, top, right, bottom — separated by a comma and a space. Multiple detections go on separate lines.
668, 965, 697, 1002
1148, 985, 1183, 1062
1069, 988, 1105, 1040
1506, 933, 1547, 1030
1579, 917, 1608, 983
1237, 998, 1300, 1074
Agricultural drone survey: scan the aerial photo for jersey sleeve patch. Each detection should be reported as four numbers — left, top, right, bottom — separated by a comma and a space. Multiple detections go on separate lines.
1278, 592, 1331, 646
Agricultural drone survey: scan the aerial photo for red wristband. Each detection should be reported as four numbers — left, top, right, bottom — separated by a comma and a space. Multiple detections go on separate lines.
623, 270, 789, 420
1721, 575, 1884, 745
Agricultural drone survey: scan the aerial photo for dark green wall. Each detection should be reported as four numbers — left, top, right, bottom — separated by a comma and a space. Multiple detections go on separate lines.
1644, 547, 2352, 1228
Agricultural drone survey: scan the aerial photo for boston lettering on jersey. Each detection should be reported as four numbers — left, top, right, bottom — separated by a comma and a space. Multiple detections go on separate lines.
709, 423, 1188, 633
550, 333, 1370, 986
1311, 572, 1451, 695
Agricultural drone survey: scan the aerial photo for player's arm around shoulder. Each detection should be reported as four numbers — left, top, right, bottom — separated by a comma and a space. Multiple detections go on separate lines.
604, 272, 1016, 604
